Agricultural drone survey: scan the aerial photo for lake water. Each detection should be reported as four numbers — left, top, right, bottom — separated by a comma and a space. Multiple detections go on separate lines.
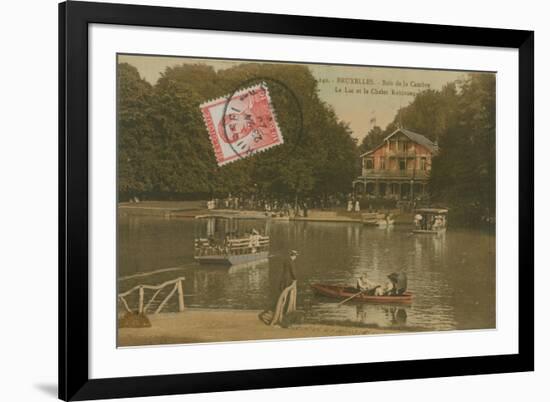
118, 216, 495, 331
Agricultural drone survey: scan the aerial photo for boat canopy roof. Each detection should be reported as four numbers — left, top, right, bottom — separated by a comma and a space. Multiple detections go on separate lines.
415, 208, 448, 214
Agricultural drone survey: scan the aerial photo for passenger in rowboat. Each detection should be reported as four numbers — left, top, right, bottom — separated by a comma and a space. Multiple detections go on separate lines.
367, 272, 409, 296
375, 278, 394, 296
356, 273, 380, 296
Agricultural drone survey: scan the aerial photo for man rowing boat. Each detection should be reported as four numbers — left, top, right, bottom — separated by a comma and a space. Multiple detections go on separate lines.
356, 273, 379, 296
386, 272, 408, 296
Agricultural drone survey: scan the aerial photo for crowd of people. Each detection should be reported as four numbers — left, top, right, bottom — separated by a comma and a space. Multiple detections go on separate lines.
206, 193, 353, 217
206, 192, 411, 217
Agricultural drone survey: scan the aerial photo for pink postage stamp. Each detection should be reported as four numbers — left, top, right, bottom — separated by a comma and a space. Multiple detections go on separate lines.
200, 82, 284, 166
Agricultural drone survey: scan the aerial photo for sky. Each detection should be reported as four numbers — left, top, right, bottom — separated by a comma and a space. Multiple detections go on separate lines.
119, 54, 467, 141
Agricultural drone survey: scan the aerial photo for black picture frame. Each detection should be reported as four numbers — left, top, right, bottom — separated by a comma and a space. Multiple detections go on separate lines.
59, 1, 534, 400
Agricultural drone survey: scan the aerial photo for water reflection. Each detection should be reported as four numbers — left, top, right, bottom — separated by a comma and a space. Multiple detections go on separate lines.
118, 216, 495, 331
355, 305, 408, 326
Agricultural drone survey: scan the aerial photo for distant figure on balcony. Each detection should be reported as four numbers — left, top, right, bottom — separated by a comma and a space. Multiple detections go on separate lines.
354, 200, 361, 212
347, 199, 353, 212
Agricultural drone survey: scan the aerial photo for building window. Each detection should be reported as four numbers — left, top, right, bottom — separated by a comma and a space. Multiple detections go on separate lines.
420, 157, 427, 170
366, 158, 374, 169
366, 182, 375, 195
399, 159, 406, 170
379, 157, 386, 170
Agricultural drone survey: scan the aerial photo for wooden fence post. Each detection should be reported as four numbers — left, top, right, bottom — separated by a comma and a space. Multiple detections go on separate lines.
117, 276, 186, 315
177, 279, 185, 312
155, 283, 178, 314
119, 296, 132, 313
138, 286, 144, 314
144, 288, 162, 314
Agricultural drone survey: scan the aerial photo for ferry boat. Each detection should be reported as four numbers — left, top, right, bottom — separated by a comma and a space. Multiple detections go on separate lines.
412, 208, 448, 234
194, 214, 270, 265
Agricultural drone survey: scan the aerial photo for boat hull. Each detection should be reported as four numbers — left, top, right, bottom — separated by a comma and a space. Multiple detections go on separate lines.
195, 251, 269, 266
311, 283, 413, 303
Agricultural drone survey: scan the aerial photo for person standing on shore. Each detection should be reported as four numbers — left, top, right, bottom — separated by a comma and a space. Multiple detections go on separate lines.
279, 250, 298, 291
259, 250, 299, 326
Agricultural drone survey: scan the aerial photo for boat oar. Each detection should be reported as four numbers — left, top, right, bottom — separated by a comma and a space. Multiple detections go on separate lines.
337, 290, 365, 306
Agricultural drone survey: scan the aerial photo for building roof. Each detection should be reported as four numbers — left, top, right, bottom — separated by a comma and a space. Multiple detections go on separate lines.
360, 128, 438, 157
393, 128, 438, 153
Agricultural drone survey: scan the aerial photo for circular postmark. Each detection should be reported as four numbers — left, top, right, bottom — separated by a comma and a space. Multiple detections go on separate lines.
219, 77, 304, 162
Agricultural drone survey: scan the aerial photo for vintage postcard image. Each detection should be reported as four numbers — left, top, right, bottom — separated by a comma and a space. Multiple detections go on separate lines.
116, 54, 495, 346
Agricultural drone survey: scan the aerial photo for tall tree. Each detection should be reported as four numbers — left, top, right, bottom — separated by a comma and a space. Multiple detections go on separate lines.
388, 82, 459, 142
429, 73, 496, 225
117, 63, 154, 200
117, 61, 360, 203
359, 125, 384, 154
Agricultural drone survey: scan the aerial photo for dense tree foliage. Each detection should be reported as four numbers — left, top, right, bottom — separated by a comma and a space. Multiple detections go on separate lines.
117, 62, 359, 203
359, 126, 384, 154
360, 82, 461, 155
118, 62, 495, 225
380, 74, 496, 225
429, 74, 496, 225
117, 64, 155, 196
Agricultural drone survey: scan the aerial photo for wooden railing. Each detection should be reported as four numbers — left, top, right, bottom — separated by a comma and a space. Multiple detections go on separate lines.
360, 169, 430, 179
194, 236, 270, 256
118, 276, 185, 315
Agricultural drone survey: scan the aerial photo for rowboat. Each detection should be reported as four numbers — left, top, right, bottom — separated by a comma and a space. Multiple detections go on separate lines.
311, 283, 413, 303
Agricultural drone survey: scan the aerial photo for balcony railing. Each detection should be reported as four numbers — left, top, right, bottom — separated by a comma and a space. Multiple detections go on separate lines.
385, 149, 418, 157
359, 169, 430, 179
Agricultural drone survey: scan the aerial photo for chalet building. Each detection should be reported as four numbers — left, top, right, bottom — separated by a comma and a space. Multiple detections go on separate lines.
353, 128, 438, 200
